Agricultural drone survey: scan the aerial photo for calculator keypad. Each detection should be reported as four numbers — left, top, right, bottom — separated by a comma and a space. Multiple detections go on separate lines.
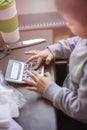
23, 61, 43, 81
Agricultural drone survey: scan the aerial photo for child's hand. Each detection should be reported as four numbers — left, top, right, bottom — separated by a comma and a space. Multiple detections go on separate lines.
23, 70, 52, 94
24, 48, 53, 69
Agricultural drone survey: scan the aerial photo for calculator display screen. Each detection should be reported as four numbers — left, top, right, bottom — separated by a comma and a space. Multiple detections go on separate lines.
10, 62, 19, 79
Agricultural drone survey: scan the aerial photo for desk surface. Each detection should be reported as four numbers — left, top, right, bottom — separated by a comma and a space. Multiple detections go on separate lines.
0, 29, 57, 130
0, 29, 54, 77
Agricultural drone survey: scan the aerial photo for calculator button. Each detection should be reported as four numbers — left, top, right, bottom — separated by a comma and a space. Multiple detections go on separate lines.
32, 61, 36, 67
28, 63, 31, 68
37, 71, 41, 74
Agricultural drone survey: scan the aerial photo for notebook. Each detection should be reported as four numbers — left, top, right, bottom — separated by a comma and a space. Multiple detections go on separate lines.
18, 12, 66, 31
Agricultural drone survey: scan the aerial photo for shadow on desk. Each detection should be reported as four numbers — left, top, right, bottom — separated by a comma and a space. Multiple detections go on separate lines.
58, 110, 87, 130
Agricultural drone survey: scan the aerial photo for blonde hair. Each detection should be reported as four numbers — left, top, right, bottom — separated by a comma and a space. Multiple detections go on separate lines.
55, 0, 87, 25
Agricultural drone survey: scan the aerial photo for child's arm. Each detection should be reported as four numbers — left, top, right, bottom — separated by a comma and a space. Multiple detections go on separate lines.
48, 36, 80, 60
42, 80, 87, 123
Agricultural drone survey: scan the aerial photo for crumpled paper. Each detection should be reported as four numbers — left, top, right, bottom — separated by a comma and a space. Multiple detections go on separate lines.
0, 70, 26, 117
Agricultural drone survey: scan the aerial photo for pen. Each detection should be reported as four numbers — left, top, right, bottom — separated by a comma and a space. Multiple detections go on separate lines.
6, 38, 46, 50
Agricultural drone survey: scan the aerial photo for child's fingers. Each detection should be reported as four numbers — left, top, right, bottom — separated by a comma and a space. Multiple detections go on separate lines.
24, 50, 39, 55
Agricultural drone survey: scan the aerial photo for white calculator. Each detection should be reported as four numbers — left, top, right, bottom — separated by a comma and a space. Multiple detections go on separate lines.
5, 59, 44, 84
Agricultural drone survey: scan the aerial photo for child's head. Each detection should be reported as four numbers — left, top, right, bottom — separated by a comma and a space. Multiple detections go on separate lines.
55, 0, 87, 38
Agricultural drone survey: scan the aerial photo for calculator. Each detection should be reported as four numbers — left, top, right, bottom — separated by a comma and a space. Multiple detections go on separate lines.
5, 59, 44, 84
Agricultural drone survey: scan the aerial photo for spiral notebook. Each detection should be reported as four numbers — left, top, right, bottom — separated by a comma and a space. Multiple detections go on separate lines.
18, 12, 66, 31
